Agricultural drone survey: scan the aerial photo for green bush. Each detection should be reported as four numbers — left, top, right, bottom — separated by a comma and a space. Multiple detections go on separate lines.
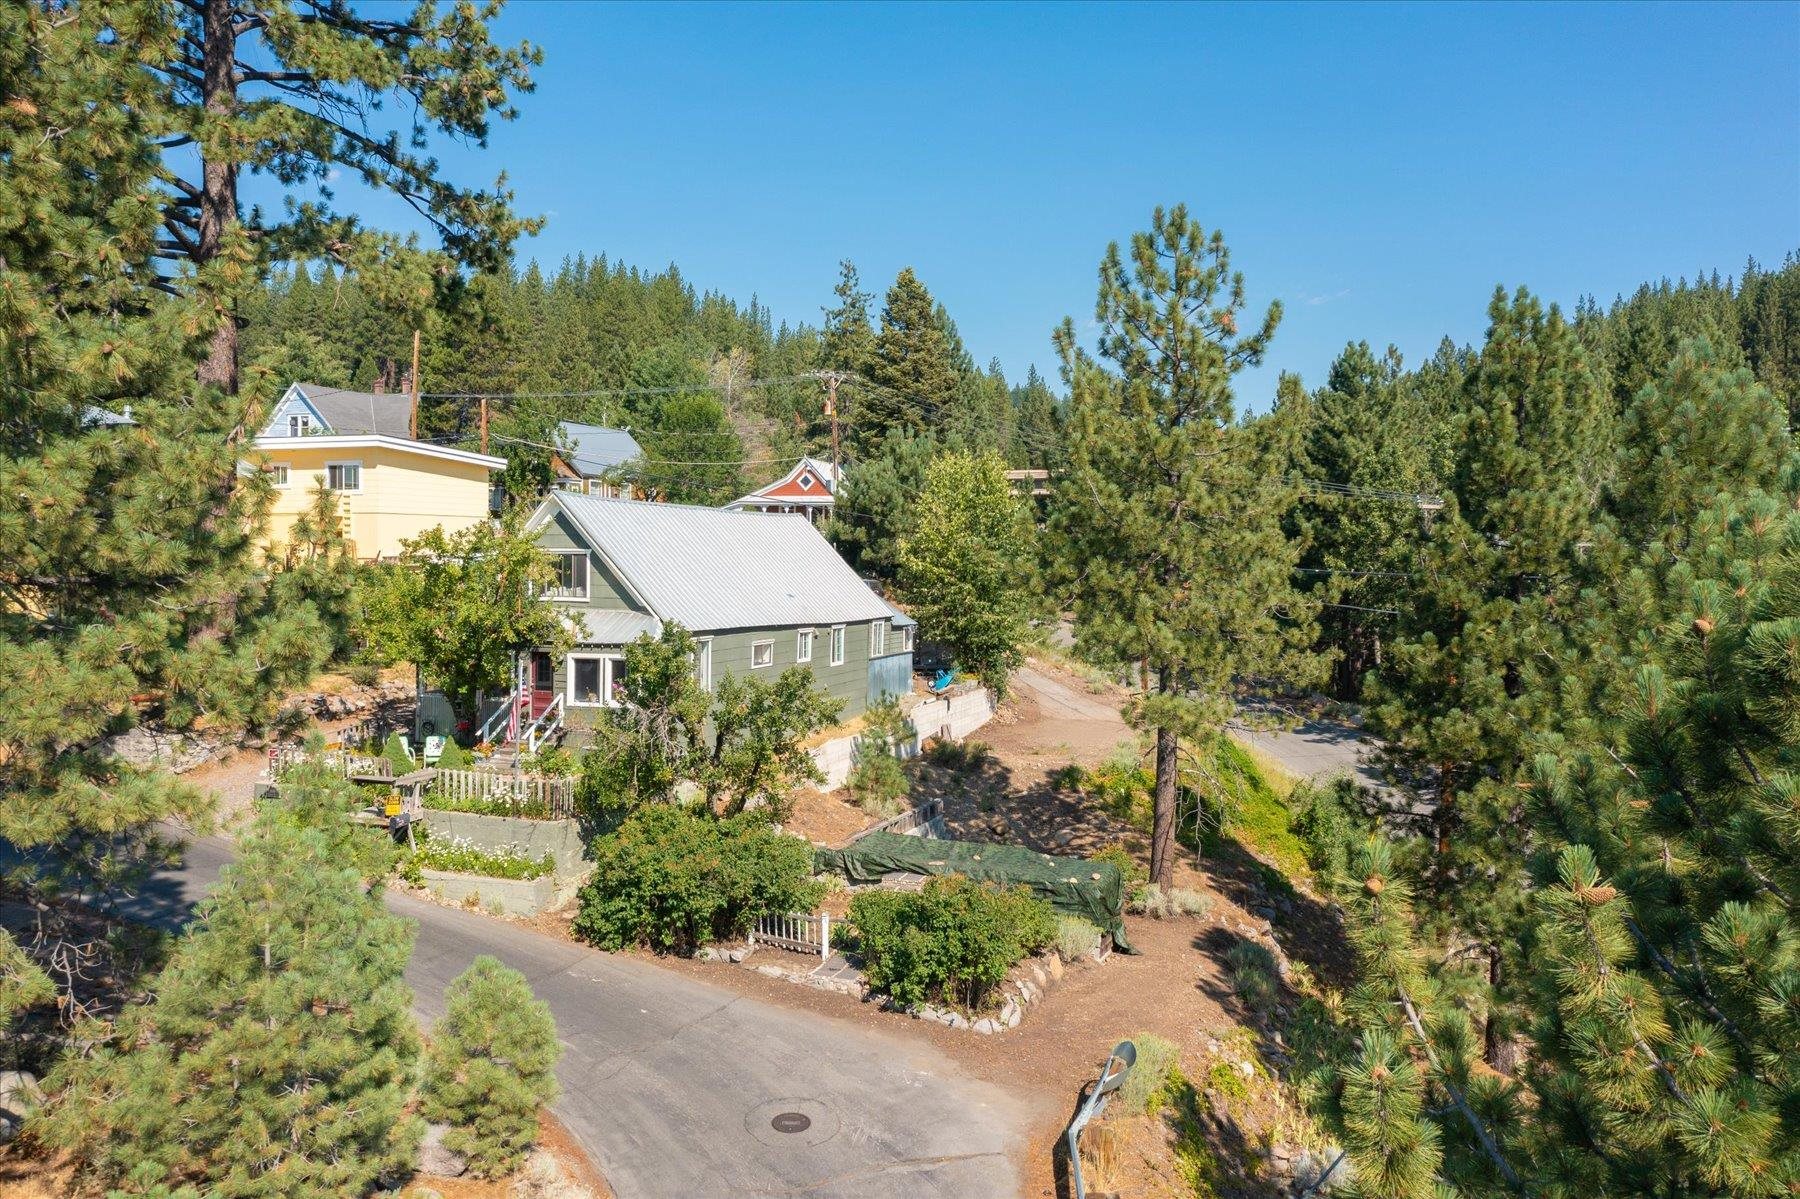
849, 875, 1056, 1011
436, 739, 473, 770
923, 737, 992, 772
1289, 773, 1374, 884
571, 805, 823, 953
1128, 883, 1212, 919
1225, 940, 1280, 1017
1116, 1031, 1179, 1115
1054, 915, 1100, 962
344, 660, 381, 688
421, 956, 561, 1178
1089, 843, 1147, 887
381, 731, 414, 775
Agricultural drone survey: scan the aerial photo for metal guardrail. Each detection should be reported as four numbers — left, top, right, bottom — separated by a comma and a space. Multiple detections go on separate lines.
1066, 1040, 1136, 1199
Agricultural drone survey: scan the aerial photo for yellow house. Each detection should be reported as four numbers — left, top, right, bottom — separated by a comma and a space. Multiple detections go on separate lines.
253, 382, 505, 561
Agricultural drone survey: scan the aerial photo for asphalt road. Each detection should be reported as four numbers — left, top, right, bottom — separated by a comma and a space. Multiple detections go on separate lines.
134, 835, 1025, 1199
1227, 700, 1391, 795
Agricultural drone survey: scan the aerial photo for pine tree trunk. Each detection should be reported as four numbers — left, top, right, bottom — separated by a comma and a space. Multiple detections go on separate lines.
1483, 944, 1518, 1075
197, 0, 240, 394
1150, 670, 1179, 888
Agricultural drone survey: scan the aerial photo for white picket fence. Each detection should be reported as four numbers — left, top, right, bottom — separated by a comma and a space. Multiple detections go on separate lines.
429, 768, 577, 819
268, 743, 390, 780
751, 912, 833, 960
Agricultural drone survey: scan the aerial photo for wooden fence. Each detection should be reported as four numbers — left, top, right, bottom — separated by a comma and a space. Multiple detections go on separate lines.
751, 912, 833, 960
849, 797, 945, 843
427, 768, 576, 820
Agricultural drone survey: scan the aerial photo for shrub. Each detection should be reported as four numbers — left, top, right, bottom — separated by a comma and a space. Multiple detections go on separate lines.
1054, 916, 1100, 962
1194, 735, 1310, 880
1116, 1032, 1179, 1115
571, 805, 823, 953
436, 739, 473, 770
381, 731, 414, 774
849, 876, 1055, 1011
1128, 883, 1211, 919
1289, 773, 1374, 883
923, 737, 992, 771
344, 660, 381, 688
421, 956, 561, 1178
1089, 843, 1147, 887
1225, 940, 1280, 1017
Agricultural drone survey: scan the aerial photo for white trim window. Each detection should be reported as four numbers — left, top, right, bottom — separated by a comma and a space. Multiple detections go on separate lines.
325, 461, 361, 492
796, 627, 814, 663
898, 624, 915, 652
543, 550, 589, 601
750, 639, 775, 669
695, 637, 714, 691
829, 624, 846, 666
287, 413, 313, 437
266, 463, 291, 487
568, 653, 626, 707
870, 619, 886, 656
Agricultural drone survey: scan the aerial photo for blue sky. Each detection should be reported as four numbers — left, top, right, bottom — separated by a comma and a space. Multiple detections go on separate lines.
327, 0, 1799, 405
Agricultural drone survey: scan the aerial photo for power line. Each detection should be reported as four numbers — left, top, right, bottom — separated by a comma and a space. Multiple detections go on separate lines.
420, 373, 824, 401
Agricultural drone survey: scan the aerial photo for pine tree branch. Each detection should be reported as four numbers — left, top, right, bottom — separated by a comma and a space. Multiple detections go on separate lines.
1397, 989, 1527, 1191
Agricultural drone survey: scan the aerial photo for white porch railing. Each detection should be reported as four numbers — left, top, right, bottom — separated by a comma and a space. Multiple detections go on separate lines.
751, 912, 832, 960
267, 743, 390, 780
521, 693, 564, 756
475, 686, 521, 746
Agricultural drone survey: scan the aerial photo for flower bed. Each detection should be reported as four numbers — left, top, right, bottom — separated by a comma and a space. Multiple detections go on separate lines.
402, 834, 556, 883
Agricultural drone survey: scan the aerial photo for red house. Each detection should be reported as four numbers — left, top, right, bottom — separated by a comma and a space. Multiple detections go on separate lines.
722, 456, 839, 524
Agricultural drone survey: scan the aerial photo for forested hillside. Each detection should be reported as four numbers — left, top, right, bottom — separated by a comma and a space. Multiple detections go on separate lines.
240, 257, 1063, 507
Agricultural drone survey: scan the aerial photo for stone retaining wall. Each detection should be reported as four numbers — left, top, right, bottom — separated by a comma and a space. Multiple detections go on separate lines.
416, 869, 559, 917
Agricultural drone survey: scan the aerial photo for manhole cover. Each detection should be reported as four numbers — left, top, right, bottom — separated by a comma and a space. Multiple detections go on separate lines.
744, 1097, 838, 1148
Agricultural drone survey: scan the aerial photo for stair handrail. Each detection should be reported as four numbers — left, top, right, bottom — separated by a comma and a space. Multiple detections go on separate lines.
476, 686, 521, 746
522, 693, 564, 756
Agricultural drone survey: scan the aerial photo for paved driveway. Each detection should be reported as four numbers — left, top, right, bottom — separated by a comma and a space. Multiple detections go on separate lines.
138, 836, 1024, 1199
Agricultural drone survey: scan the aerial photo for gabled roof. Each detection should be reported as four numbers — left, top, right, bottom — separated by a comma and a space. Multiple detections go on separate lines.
557, 422, 644, 477
531, 491, 896, 632
723, 456, 840, 510
249, 432, 505, 470
288, 383, 414, 437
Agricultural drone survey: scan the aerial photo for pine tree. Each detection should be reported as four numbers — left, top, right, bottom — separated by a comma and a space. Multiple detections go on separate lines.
831, 429, 940, 578
1367, 288, 1617, 1068
859, 268, 959, 453
0, 5, 348, 1018
39, 769, 422, 1197
1050, 206, 1323, 887
821, 259, 876, 376
1516, 483, 1799, 1195
897, 452, 1037, 693
422, 956, 562, 1179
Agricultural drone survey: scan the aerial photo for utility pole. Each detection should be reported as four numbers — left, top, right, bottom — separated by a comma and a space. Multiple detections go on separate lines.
822, 371, 842, 491
409, 328, 421, 439
479, 395, 489, 454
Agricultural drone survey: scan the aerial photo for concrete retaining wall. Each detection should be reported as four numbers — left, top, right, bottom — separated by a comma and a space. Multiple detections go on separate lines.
425, 810, 586, 880
810, 687, 995, 792
417, 869, 558, 917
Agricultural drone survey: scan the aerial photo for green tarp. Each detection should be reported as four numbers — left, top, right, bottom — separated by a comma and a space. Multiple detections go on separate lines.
815, 832, 1134, 953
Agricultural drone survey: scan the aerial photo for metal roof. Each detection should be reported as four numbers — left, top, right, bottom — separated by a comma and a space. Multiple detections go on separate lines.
293, 384, 413, 437
558, 422, 644, 476
563, 608, 661, 644
541, 492, 898, 632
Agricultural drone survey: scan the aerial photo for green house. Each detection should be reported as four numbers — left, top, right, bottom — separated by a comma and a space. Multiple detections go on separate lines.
500, 491, 914, 746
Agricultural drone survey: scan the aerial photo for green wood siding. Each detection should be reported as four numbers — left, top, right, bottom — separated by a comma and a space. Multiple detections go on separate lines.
559, 618, 906, 738
536, 510, 636, 611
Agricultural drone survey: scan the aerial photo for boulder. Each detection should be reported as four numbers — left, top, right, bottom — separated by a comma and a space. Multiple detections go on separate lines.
1045, 953, 1065, 982
0, 1070, 42, 1141
419, 1122, 467, 1178
972, 1017, 999, 1035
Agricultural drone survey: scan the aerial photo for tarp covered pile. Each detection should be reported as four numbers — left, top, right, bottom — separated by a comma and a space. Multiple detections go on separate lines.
815, 831, 1133, 952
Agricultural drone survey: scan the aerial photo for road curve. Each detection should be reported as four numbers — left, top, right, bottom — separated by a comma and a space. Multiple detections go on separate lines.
137, 835, 1025, 1199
